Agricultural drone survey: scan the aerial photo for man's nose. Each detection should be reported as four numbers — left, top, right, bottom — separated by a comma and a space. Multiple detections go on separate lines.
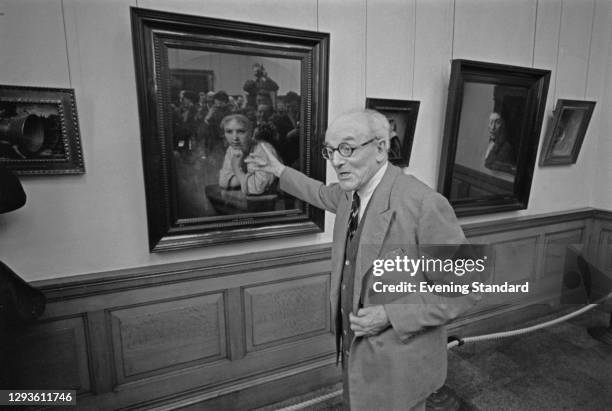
330, 150, 344, 167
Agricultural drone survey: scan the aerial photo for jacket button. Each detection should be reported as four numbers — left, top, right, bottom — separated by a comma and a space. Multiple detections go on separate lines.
345, 260, 350, 266
342, 284, 346, 290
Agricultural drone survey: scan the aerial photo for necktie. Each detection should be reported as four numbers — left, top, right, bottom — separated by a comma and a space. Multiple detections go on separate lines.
348, 192, 360, 241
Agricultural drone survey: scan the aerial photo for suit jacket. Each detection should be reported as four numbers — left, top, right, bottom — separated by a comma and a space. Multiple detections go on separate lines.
280, 164, 480, 410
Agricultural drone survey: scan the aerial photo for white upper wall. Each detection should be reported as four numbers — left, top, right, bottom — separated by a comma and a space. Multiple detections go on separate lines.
0, 0, 610, 280
592, 3, 612, 209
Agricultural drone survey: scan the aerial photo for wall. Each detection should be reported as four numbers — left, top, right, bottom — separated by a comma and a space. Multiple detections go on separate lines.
0, 0, 611, 281
16, 210, 605, 410
592, 12, 612, 209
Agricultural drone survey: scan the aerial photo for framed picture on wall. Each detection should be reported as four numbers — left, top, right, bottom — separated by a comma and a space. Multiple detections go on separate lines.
131, 7, 329, 252
438, 59, 550, 216
539, 99, 595, 166
0, 85, 85, 175
365, 98, 419, 167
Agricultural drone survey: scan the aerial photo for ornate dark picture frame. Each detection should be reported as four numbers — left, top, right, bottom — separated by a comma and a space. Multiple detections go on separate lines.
0, 85, 85, 175
539, 99, 595, 166
365, 98, 419, 167
438, 60, 550, 216
131, 7, 329, 252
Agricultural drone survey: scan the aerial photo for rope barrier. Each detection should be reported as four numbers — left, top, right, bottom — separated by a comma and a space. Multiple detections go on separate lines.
447, 293, 612, 349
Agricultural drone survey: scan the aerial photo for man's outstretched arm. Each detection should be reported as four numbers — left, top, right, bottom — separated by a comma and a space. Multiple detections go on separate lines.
246, 144, 344, 213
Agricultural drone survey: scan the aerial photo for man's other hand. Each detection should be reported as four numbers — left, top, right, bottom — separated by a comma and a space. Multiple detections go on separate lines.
349, 305, 390, 337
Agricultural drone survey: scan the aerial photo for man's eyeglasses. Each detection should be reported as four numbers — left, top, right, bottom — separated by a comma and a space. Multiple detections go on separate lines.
321, 138, 378, 160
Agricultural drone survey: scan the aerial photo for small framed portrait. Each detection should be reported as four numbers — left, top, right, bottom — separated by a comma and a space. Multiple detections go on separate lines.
131, 7, 329, 251
539, 99, 595, 166
365, 98, 419, 167
438, 60, 550, 216
0, 85, 84, 175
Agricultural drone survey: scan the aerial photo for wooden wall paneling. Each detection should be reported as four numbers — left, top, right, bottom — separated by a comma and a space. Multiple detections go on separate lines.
81, 334, 335, 409
226, 287, 246, 361
40, 264, 307, 316
219, 331, 334, 380
452, 213, 599, 337
595, 222, 612, 272
537, 225, 587, 301
145, 360, 340, 411
36, 244, 332, 302
464, 219, 589, 308
410, 0, 454, 185
452, 0, 537, 66
14, 315, 91, 394
542, 226, 586, 278
462, 209, 593, 237
459, 231, 539, 318
243, 273, 330, 351
34, 250, 335, 409
81, 346, 335, 410
108, 292, 228, 384
365, 0, 415, 98
489, 235, 539, 304
87, 310, 114, 394
492, 235, 539, 283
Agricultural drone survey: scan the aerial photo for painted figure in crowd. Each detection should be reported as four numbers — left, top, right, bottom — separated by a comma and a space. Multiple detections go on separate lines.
218, 114, 279, 195
243, 63, 279, 110
484, 112, 516, 173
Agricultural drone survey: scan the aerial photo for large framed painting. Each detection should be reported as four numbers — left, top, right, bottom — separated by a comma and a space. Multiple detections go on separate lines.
438, 60, 550, 216
131, 7, 329, 251
539, 99, 595, 166
0, 85, 85, 175
365, 98, 419, 167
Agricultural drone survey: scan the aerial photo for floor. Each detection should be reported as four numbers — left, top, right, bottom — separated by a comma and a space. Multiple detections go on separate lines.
259, 308, 612, 411
445, 308, 612, 411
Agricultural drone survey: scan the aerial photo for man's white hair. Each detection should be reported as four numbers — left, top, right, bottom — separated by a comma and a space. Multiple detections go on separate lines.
327, 109, 391, 149
364, 109, 391, 146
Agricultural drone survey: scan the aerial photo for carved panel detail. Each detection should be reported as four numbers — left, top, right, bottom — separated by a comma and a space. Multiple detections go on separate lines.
597, 228, 612, 272
244, 274, 330, 350
544, 228, 585, 278
14, 316, 91, 393
491, 236, 538, 283
109, 293, 227, 381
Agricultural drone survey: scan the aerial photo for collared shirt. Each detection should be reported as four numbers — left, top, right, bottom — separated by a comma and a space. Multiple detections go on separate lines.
355, 162, 388, 222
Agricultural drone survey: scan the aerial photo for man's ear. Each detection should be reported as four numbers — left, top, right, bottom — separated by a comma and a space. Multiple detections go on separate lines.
376, 139, 388, 162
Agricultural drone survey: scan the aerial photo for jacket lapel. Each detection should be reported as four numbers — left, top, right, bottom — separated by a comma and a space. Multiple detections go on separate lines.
330, 191, 351, 318
353, 165, 401, 309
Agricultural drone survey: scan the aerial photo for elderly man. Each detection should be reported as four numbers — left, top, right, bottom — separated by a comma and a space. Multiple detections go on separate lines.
248, 109, 479, 410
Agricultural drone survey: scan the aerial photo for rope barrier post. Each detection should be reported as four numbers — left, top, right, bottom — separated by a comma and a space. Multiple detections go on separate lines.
426, 385, 461, 411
